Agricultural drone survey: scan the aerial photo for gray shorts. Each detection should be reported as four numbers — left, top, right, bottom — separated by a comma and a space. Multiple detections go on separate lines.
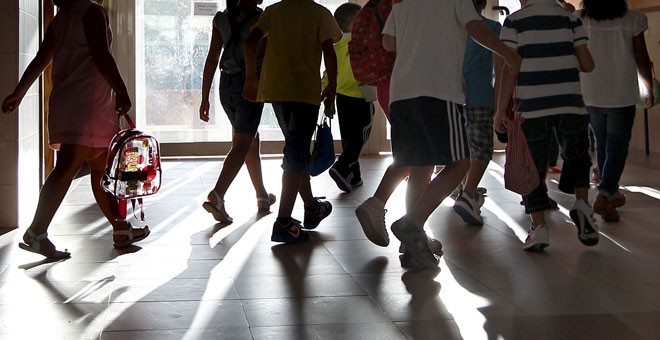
390, 96, 469, 167
219, 72, 264, 135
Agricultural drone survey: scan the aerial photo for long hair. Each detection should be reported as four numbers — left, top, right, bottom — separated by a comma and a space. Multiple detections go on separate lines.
226, 0, 242, 46
581, 0, 627, 21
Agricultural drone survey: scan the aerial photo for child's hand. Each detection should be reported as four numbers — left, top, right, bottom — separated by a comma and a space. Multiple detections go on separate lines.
1, 92, 22, 113
115, 91, 132, 115
557, 0, 576, 12
643, 93, 655, 108
320, 85, 336, 107
493, 110, 507, 134
243, 76, 259, 102
199, 99, 210, 122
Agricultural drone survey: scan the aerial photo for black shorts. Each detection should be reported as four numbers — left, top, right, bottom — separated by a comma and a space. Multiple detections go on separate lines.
390, 96, 469, 167
219, 72, 264, 135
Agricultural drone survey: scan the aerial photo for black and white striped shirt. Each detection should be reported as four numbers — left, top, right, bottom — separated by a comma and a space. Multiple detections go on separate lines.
500, 0, 588, 118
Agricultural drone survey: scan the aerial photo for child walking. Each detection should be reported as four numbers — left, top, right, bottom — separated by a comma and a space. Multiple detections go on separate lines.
199, 0, 275, 223
324, 3, 375, 193
578, 0, 655, 222
452, 0, 503, 226
1, 0, 149, 258
383, 0, 520, 268
494, 0, 598, 250
243, 0, 342, 243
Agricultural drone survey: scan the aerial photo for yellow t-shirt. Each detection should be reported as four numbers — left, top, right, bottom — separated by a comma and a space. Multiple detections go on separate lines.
322, 34, 364, 99
255, 0, 342, 106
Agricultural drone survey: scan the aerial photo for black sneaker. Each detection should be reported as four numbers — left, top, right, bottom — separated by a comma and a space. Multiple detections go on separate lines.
303, 198, 333, 229
349, 174, 363, 187
271, 218, 309, 243
329, 166, 352, 192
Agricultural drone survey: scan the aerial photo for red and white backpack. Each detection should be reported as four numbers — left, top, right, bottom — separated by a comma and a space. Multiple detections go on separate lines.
103, 113, 162, 219
348, 0, 395, 86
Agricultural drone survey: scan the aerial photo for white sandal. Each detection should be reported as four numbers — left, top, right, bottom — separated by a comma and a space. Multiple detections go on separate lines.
18, 229, 71, 259
202, 191, 233, 223
113, 224, 151, 248
257, 193, 277, 212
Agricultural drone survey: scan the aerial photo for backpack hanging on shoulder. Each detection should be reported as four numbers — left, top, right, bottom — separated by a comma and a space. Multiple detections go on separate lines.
103, 113, 162, 220
348, 0, 395, 86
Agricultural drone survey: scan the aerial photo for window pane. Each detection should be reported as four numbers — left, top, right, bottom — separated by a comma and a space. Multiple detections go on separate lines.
136, 0, 347, 143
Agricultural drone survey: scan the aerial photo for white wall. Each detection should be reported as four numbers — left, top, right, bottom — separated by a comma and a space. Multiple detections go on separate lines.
0, 0, 42, 228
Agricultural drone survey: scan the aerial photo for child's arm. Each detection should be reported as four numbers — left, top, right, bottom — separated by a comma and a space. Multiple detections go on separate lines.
321, 39, 338, 108
493, 50, 516, 134
466, 20, 521, 75
199, 25, 224, 122
492, 51, 505, 120
2, 25, 56, 113
243, 27, 265, 102
382, 34, 396, 52
574, 45, 594, 73
84, 5, 131, 114
633, 32, 654, 108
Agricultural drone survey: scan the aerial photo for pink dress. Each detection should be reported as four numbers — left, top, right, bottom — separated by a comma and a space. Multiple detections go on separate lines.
47, 1, 119, 150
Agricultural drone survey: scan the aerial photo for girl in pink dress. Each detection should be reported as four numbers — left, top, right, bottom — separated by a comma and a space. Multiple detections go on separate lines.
2, 0, 149, 259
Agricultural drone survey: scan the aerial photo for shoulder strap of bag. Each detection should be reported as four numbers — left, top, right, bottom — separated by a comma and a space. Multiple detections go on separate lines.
119, 112, 136, 129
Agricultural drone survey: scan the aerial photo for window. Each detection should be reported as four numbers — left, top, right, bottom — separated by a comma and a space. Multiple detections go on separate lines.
135, 0, 347, 144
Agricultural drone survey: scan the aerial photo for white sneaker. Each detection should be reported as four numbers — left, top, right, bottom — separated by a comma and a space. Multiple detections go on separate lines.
523, 224, 549, 251
453, 191, 484, 225
569, 200, 599, 246
355, 197, 389, 246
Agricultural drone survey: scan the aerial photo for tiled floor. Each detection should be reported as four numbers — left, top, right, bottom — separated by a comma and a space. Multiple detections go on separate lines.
1, 152, 660, 340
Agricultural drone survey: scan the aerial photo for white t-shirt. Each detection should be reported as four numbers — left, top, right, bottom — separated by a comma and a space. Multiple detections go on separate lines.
579, 9, 648, 107
382, 0, 481, 104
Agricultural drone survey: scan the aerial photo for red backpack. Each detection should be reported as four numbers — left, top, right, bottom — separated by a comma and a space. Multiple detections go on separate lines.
348, 0, 395, 86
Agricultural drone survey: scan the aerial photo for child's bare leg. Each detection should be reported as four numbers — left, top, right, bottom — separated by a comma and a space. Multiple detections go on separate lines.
463, 160, 488, 193
244, 133, 269, 199
373, 165, 410, 204
405, 166, 432, 214
209, 131, 253, 202
408, 159, 470, 228
24, 144, 86, 252
278, 169, 303, 218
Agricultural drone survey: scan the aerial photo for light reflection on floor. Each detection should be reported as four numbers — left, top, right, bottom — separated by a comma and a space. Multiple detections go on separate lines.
1, 153, 659, 339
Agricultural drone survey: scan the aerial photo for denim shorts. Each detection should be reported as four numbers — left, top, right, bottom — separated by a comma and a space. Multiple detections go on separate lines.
521, 114, 591, 213
390, 96, 469, 167
271, 101, 320, 173
219, 73, 264, 135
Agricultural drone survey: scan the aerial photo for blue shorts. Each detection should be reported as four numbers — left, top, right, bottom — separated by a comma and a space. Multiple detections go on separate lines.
271, 101, 319, 173
219, 72, 264, 135
390, 96, 469, 167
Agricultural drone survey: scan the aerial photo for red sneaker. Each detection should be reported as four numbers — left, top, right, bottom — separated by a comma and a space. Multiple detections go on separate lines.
611, 192, 626, 208
592, 194, 619, 222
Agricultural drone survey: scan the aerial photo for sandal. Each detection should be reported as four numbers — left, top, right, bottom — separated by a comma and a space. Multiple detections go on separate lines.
113, 224, 151, 248
18, 229, 71, 259
202, 191, 233, 223
257, 193, 277, 212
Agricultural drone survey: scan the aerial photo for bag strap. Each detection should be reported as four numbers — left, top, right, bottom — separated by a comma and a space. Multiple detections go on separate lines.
119, 112, 136, 129
131, 198, 146, 221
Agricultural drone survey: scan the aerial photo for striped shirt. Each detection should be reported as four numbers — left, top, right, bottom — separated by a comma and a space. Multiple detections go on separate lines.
500, 0, 588, 118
